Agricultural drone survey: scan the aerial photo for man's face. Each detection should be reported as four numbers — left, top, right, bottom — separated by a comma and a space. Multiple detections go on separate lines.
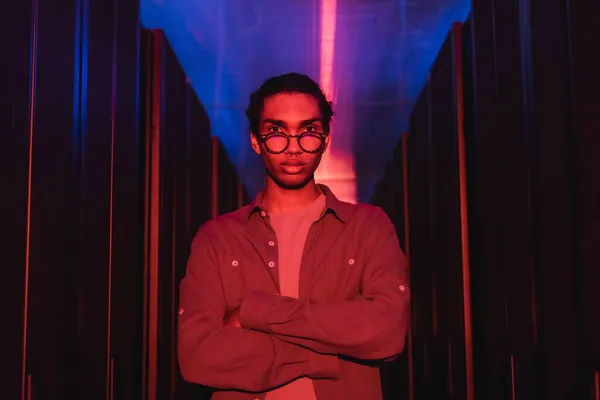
250, 92, 330, 189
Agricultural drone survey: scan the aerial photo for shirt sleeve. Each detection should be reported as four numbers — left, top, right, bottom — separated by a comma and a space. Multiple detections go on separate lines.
238, 207, 410, 361
178, 229, 340, 393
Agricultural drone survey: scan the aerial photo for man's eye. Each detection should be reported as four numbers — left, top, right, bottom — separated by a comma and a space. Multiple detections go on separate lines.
304, 126, 316, 133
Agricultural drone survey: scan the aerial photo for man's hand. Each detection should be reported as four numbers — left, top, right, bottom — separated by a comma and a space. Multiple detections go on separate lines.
224, 307, 241, 328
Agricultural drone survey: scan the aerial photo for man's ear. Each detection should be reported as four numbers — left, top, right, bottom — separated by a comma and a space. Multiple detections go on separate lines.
250, 132, 261, 155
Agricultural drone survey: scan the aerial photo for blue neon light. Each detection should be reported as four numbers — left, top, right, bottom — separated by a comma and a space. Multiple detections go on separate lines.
140, 0, 470, 201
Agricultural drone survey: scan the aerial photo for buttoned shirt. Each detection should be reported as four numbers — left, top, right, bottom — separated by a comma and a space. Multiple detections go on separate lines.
178, 185, 410, 399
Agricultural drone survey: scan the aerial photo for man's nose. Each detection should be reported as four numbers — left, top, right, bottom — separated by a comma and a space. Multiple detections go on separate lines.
286, 136, 303, 154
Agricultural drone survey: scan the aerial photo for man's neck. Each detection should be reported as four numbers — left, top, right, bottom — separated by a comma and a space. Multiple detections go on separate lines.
262, 179, 322, 214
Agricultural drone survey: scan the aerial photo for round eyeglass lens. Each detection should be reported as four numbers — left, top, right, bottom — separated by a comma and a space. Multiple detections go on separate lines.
298, 133, 323, 152
264, 134, 288, 153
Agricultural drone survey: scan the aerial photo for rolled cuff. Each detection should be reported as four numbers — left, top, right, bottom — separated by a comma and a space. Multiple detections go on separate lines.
308, 352, 340, 380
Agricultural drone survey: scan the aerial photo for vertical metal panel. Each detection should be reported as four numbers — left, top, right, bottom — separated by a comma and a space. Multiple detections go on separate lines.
406, 82, 435, 399
568, 0, 600, 387
211, 137, 219, 219
401, 133, 414, 400
109, 0, 143, 397
141, 28, 164, 400
451, 23, 474, 400
24, 0, 81, 394
22, 0, 39, 398
76, 0, 116, 395
467, 3, 510, 398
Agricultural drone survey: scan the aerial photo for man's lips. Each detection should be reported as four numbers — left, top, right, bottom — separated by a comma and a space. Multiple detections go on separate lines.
281, 161, 305, 167
280, 161, 305, 174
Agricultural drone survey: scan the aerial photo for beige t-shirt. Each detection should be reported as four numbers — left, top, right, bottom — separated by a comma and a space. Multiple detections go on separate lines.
265, 193, 326, 400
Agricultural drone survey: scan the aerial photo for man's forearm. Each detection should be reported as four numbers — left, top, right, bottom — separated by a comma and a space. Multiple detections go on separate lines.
239, 291, 408, 361
178, 321, 339, 392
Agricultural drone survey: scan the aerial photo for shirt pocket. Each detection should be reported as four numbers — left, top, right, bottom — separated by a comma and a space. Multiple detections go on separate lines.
219, 253, 278, 311
219, 254, 246, 309
313, 251, 363, 302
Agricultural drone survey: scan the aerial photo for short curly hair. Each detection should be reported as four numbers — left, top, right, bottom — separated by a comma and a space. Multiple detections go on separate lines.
245, 72, 334, 135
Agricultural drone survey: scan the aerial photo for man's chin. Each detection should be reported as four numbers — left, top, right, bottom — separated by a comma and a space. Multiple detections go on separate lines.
278, 177, 312, 190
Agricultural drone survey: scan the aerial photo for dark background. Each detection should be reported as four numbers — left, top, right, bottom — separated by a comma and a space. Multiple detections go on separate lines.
2, 0, 599, 398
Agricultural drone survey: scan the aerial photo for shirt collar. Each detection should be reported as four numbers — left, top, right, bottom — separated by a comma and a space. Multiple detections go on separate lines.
245, 184, 351, 223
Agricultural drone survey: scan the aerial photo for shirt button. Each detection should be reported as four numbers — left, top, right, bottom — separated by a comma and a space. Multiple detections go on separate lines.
348, 259, 355, 265
399, 285, 406, 291
178, 309, 184, 315
268, 261, 275, 268
268, 241, 275, 247
260, 211, 266, 217
232, 260, 239, 267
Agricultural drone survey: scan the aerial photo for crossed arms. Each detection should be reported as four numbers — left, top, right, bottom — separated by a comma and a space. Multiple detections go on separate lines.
177, 208, 410, 393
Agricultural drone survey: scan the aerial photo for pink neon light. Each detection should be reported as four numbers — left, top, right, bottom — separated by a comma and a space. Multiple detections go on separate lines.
316, 0, 357, 203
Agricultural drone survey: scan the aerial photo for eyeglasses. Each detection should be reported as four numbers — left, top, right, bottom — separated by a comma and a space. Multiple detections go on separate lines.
257, 132, 327, 154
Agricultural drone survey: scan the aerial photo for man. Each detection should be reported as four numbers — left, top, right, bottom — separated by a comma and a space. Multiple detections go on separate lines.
178, 73, 410, 399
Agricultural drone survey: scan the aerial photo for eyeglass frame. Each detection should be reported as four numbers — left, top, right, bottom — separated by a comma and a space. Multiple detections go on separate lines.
256, 131, 328, 154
